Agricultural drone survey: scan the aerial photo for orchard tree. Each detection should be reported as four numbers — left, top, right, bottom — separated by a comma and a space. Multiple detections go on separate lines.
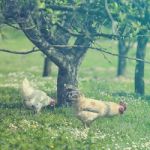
2, 0, 114, 106
43, 56, 52, 77
111, 0, 150, 94
109, 1, 135, 77
117, 38, 133, 77
122, 0, 150, 95
132, 0, 150, 95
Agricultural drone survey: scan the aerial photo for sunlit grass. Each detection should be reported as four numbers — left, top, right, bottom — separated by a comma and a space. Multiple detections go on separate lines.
0, 26, 150, 149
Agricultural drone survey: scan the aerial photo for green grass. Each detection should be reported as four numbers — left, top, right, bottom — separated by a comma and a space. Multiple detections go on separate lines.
0, 26, 150, 150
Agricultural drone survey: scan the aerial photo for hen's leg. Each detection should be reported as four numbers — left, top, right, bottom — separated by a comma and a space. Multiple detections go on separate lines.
36, 106, 41, 113
84, 122, 90, 129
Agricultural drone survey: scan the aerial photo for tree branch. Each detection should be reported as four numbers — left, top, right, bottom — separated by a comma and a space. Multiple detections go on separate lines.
125, 39, 134, 54
45, 4, 99, 14
45, 4, 76, 12
50, 44, 150, 64
4, 22, 21, 30
101, 52, 112, 64
52, 21, 150, 39
55, 23, 83, 37
56, 22, 119, 40
3, 0, 68, 69
95, 32, 119, 39
0, 47, 39, 54
1, 44, 150, 65
17, 14, 67, 69
105, 0, 118, 35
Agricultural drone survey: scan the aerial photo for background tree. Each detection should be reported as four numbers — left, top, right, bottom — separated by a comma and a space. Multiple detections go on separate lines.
111, 0, 150, 94
135, 29, 148, 95
117, 36, 132, 77
43, 56, 52, 77
106, 1, 134, 77
131, 0, 150, 95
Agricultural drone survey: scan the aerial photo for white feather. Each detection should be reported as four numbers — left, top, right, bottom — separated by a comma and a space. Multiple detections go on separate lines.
21, 78, 53, 112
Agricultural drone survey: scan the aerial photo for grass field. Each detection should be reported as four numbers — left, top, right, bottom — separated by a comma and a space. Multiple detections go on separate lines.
0, 27, 150, 150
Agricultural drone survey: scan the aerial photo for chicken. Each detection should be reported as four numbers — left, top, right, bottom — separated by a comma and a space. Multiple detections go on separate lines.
66, 86, 126, 128
21, 78, 55, 113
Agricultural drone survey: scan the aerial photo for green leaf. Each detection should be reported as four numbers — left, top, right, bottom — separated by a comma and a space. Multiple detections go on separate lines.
37, 0, 45, 9
67, 36, 77, 46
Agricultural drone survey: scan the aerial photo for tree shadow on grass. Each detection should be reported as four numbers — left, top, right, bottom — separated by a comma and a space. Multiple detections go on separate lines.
112, 91, 137, 97
112, 91, 150, 102
0, 87, 23, 109
0, 102, 23, 109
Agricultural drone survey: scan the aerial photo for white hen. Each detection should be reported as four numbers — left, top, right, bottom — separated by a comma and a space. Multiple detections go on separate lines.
21, 78, 55, 113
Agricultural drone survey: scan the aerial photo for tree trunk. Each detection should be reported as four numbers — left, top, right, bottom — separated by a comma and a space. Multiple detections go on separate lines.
43, 57, 52, 77
57, 64, 78, 107
117, 38, 128, 76
135, 30, 148, 95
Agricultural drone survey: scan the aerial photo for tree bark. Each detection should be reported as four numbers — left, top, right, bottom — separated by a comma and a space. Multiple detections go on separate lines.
117, 38, 132, 77
57, 64, 78, 107
43, 57, 52, 77
117, 38, 128, 76
135, 30, 148, 95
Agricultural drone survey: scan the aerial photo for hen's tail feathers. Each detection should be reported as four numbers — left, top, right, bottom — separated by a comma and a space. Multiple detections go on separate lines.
21, 78, 34, 96
22, 78, 30, 86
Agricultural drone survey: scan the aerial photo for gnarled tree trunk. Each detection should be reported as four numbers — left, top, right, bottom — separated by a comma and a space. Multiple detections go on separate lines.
135, 30, 148, 95
43, 57, 52, 77
57, 63, 78, 107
